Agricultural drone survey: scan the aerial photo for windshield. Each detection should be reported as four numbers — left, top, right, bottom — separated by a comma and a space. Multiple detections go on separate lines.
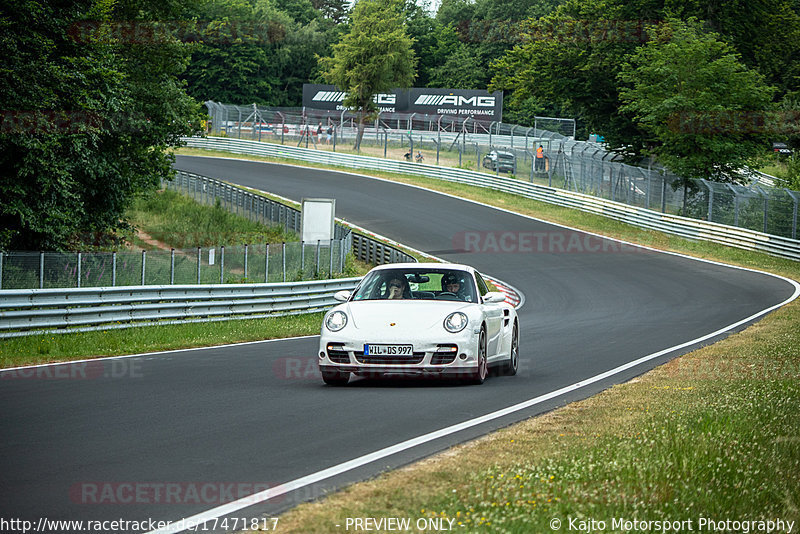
352, 268, 477, 302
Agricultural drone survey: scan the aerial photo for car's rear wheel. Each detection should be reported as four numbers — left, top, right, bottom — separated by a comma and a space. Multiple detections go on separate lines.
500, 322, 519, 376
468, 327, 488, 385
321, 368, 350, 386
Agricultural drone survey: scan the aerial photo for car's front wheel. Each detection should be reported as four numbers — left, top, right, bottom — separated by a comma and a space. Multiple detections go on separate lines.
468, 327, 488, 385
321, 368, 350, 386
500, 322, 519, 376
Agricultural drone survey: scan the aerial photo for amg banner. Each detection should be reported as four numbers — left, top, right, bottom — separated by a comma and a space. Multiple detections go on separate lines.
303, 84, 503, 120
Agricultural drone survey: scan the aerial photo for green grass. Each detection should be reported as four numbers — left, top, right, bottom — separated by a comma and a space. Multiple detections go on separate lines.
0, 313, 324, 368
126, 188, 296, 248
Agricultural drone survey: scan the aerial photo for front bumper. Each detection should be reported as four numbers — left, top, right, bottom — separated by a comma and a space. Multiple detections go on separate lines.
318, 332, 479, 376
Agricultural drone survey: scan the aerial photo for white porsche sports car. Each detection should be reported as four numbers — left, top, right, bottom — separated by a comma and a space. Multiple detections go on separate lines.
318, 263, 519, 386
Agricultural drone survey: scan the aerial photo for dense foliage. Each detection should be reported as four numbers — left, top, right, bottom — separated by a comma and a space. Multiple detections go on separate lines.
4, 0, 800, 251
0, 0, 202, 251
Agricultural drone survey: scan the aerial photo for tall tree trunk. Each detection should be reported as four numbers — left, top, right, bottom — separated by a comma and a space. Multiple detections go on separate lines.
354, 110, 365, 152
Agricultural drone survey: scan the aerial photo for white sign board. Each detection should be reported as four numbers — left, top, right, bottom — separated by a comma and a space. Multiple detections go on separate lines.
301, 198, 336, 243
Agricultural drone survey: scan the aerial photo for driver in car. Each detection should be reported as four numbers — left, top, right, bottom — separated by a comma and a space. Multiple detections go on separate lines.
441, 273, 467, 300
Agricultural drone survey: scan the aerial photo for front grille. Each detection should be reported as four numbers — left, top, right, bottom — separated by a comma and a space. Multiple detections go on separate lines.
326, 343, 350, 364
431, 353, 457, 365
355, 352, 425, 365
431, 344, 458, 365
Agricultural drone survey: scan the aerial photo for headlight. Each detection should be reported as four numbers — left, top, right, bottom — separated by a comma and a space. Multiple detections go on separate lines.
325, 310, 348, 332
443, 312, 468, 333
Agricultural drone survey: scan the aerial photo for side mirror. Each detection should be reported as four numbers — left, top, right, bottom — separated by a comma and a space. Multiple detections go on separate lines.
483, 291, 505, 304
333, 290, 351, 302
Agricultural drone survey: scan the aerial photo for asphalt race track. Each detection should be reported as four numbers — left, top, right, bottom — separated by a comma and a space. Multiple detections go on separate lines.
1, 155, 796, 533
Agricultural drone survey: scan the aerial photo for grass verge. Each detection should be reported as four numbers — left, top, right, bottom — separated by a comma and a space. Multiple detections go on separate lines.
126, 188, 296, 249
0, 313, 324, 368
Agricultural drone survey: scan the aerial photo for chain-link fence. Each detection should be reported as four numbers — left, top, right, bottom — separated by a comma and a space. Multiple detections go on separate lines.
0, 241, 349, 289
0, 171, 352, 289
203, 102, 799, 240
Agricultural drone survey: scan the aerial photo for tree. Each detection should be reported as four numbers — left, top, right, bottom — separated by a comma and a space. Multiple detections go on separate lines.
318, 0, 417, 150
490, 0, 800, 162
181, 0, 344, 106
618, 19, 775, 183
0, 0, 202, 251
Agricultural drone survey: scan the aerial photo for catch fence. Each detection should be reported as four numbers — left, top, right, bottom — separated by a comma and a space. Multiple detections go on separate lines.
203, 102, 798, 240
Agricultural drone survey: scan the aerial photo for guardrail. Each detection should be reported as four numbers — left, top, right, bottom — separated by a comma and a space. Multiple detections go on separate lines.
183, 136, 800, 261
0, 278, 361, 338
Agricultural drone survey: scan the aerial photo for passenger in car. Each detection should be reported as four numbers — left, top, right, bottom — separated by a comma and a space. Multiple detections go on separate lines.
385, 277, 411, 299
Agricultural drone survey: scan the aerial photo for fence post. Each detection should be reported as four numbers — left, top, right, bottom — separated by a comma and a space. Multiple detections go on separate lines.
282, 242, 286, 282
39, 252, 44, 289
787, 189, 799, 240
141, 250, 146, 285
315, 240, 321, 276
170, 249, 175, 285
112, 251, 117, 287
77, 252, 82, 288
197, 247, 201, 284
329, 238, 334, 277
0, 251, 4, 289
220, 246, 225, 284
701, 180, 714, 222
244, 244, 249, 280
265, 243, 270, 283
301, 241, 305, 274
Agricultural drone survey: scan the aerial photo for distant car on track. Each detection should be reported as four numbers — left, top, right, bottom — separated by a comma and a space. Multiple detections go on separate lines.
482, 150, 516, 173
318, 263, 519, 386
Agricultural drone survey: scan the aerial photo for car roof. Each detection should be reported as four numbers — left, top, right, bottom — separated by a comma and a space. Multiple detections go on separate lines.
369, 262, 475, 274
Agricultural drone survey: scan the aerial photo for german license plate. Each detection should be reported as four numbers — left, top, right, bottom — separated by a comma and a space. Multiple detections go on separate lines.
364, 344, 413, 356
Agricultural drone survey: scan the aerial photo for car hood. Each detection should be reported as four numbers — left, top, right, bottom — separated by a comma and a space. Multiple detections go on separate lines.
343, 300, 472, 331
